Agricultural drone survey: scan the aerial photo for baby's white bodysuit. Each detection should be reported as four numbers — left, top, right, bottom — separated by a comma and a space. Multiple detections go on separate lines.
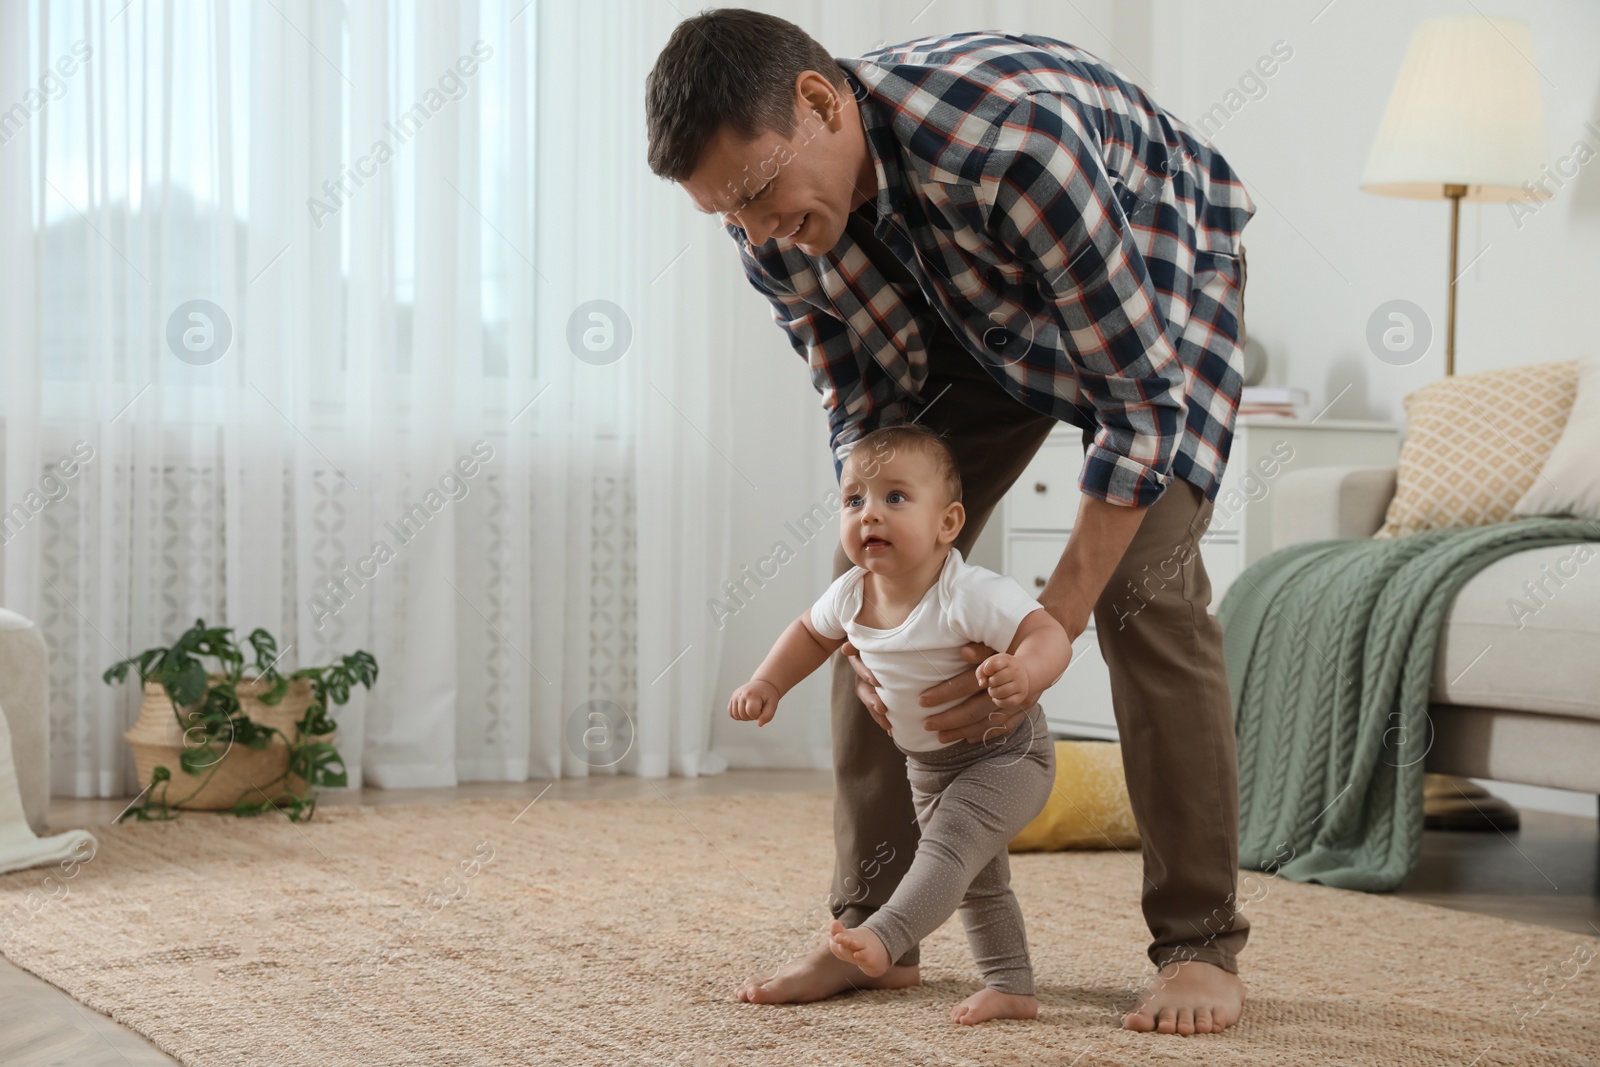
809, 546, 1047, 753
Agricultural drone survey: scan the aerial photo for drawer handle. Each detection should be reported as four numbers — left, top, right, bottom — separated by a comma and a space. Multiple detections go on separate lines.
1034, 576, 1047, 588
1034, 481, 1048, 494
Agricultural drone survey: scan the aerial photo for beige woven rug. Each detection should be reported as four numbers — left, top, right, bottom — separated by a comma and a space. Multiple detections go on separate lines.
1, 791, 1596, 1066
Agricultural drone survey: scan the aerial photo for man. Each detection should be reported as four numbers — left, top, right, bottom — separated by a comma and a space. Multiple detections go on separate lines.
647, 10, 1253, 1036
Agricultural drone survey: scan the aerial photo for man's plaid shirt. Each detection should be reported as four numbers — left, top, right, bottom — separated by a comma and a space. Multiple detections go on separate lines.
729, 32, 1256, 507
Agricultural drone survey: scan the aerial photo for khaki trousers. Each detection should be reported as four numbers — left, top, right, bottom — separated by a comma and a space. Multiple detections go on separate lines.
828, 254, 1249, 973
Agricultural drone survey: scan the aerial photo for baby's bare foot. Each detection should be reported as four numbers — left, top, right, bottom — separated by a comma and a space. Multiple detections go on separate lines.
949, 987, 1038, 1025
735, 943, 918, 1004
827, 918, 891, 977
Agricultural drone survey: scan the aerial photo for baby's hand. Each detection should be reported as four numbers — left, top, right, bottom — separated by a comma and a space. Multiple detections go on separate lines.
729, 680, 781, 726
975, 653, 1032, 711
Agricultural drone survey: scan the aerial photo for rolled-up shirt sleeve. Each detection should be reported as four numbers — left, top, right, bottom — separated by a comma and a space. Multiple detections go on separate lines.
732, 223, 914, 482
976, 92, 1187, 508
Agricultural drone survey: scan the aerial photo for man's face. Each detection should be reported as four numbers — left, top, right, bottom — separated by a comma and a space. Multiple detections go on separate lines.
680, 72, 869, 257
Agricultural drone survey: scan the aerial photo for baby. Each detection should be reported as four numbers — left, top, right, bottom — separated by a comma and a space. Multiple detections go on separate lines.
729, 422, 1072, 1025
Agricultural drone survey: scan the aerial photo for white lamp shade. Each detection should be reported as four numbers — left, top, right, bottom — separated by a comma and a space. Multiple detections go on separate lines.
1361, 15, 1548, 202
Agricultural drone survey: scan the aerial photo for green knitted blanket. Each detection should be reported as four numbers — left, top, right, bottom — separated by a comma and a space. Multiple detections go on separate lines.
1216, 516, 1600, 891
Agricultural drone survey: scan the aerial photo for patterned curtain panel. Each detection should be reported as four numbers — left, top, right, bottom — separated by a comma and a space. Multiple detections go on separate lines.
0, 1, 732, 795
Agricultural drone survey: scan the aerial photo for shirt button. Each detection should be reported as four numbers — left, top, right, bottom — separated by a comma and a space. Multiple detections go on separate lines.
983, 325, 1013, 353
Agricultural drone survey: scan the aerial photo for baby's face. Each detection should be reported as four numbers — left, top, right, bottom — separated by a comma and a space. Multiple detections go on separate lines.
839, 446, 963, 576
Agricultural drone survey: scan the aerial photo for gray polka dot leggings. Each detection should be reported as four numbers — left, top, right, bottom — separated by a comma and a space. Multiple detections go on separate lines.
859, 704, 1057, 996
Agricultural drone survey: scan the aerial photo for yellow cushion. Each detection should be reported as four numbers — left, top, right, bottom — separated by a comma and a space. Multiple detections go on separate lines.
1009, 740, 1141, 851
1375, 360, 1581, 539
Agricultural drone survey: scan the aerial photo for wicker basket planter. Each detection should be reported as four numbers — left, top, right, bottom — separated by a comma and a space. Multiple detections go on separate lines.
105, 620, 374, 821
123, 677, 330, 811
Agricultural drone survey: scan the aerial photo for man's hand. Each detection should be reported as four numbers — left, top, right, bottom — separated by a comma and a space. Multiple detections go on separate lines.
840, 641, 891, 736
852, 637, 1058, 745
918, 641, 1042, 745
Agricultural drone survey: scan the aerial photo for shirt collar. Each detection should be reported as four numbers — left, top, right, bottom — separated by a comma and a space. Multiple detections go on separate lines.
838, 64, 903, 232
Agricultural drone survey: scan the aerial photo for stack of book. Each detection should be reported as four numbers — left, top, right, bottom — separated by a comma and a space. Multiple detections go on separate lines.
1238, 385, 1308, 419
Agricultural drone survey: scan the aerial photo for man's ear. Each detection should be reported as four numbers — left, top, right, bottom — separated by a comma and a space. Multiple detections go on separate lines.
938, 501, 966, 545
795, 70, 845, 131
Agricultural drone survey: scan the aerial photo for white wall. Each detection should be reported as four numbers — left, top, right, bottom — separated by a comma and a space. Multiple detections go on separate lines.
1151, 0, 1600, 418
701, 1, 1600, 819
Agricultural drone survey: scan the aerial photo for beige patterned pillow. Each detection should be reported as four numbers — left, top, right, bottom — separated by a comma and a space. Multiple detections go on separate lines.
1374, 359, 1581, 539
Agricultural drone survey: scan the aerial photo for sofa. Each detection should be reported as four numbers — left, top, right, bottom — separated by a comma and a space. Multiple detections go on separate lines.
0, 608, 51, 836
1271, 466, 1600, 802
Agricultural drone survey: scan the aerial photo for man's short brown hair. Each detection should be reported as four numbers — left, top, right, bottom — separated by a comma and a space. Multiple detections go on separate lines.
844, 423, 964, 506
645, 9, 846, 181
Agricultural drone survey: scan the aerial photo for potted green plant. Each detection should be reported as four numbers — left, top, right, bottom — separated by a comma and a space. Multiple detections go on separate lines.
102, 618, 377, 822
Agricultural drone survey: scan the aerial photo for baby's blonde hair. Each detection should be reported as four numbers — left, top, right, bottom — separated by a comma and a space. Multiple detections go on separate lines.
844, 423, 963, 505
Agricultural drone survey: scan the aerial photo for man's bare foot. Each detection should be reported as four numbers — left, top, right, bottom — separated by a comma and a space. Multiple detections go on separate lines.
1122, 959, 1246, 1035
949, 987, 1038, 1025
827, 919, 890, 977
736, 941, 919, 1004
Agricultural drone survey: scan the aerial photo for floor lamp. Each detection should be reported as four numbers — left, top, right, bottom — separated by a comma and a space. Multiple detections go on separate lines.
1361, 15, 1549, 830
1360, 15, 1549, 377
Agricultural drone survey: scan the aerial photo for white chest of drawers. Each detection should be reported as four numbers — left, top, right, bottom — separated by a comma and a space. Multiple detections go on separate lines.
979, 417, 1401, 740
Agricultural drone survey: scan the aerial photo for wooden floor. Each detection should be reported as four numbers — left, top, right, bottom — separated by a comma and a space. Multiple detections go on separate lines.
4, 770, 1596, 1066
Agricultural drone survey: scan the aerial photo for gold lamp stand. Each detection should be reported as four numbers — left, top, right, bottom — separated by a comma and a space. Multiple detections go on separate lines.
1442, 183, 1465, 377
1362, 14, 1551, 831
1420, 196, 1523, 830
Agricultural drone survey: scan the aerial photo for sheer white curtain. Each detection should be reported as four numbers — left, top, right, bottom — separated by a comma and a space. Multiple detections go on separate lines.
0, 0, 732, 796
